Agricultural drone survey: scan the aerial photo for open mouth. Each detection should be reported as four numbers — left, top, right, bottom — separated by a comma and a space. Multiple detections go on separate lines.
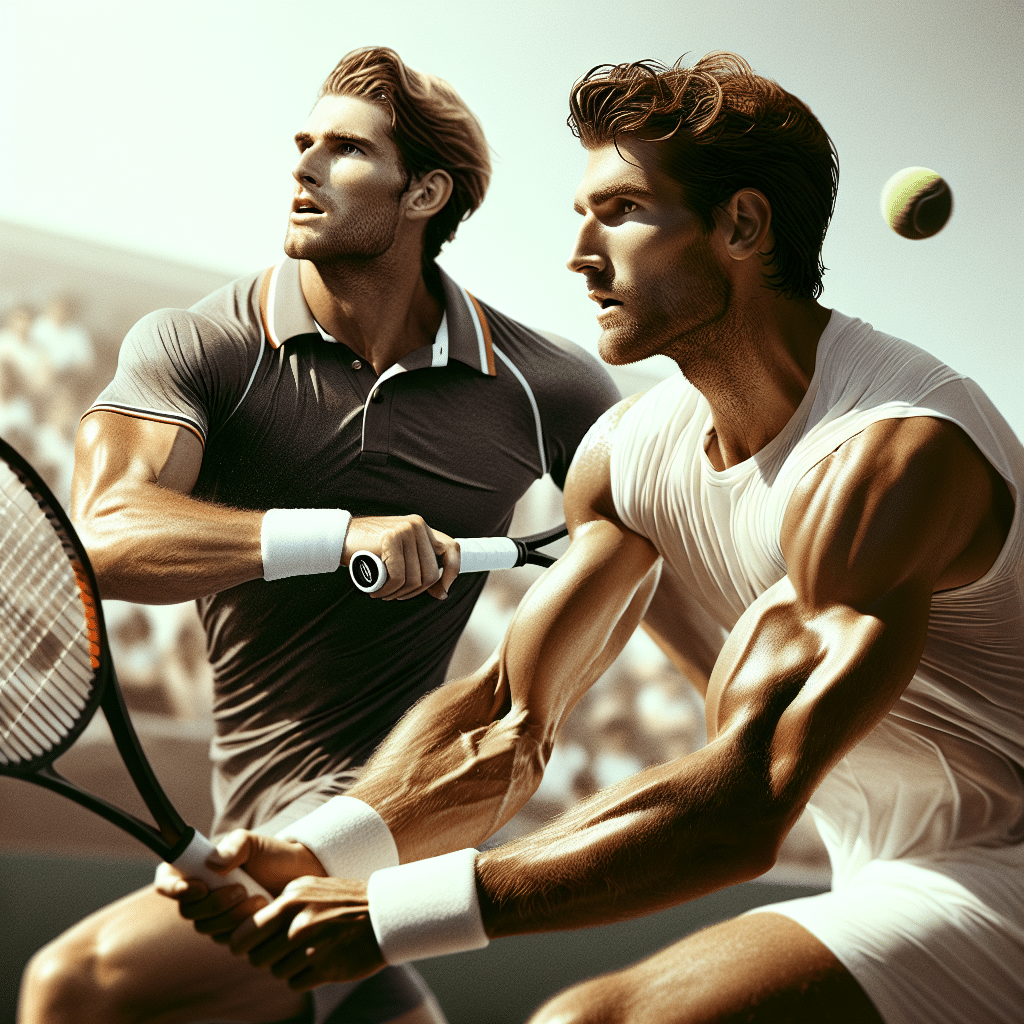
600, 298, 622, 309
292, 196, 325, 216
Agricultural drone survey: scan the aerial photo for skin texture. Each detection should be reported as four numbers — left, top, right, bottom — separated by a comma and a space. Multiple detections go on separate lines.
18, 92, 464, 1024
194, 134, 1014, 1023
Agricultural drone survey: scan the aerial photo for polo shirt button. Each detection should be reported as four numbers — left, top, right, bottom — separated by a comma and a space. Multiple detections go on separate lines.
351, 359, 363, 371
370, 389, 384, 403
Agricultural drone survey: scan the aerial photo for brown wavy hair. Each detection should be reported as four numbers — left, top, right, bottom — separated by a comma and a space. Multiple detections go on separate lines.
320, 47, 491, 264
568, 53, 838, 299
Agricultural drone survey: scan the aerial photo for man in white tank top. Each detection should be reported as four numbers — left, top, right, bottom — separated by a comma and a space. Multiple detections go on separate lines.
162, 54, 1022, 1024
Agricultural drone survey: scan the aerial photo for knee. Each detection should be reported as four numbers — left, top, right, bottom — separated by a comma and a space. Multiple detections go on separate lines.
19, 927, 134, 1024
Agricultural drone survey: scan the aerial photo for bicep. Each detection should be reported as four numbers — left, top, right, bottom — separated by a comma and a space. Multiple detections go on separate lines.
72, 412, 203, 520
708, 575, 930, 817
708, 419, 997, 817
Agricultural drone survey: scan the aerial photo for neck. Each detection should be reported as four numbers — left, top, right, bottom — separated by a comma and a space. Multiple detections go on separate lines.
676, 294, 831, 470
298, 250, 444, 375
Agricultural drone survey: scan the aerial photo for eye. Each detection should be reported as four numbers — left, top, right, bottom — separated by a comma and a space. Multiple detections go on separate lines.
338, 142, 363, 156
620, 200, 638, 216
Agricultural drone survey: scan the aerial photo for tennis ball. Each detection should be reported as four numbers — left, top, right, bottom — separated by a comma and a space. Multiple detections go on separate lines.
881, 167, 953, 239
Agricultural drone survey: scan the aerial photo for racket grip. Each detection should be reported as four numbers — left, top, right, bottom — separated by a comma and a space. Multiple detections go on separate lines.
456, 537, 520, 573
349, 538, 522, 594
169, 830, 273, 902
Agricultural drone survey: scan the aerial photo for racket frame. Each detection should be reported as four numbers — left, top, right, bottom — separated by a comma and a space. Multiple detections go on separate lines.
0, 438, 196, 862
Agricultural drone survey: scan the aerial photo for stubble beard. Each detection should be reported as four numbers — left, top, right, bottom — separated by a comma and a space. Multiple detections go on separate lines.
598, 235, 733, 370
283, 190, 405, 266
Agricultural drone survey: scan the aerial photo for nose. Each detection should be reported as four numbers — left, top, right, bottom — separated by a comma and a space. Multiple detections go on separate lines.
566, 216, 606, 275
292, 146, 322, 189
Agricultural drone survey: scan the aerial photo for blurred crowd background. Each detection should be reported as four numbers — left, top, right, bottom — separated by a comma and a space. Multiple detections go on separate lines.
0, 219, 828, 880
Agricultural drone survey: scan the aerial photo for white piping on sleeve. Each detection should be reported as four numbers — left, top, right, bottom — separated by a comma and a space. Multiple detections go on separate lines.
493, 343, 547, 476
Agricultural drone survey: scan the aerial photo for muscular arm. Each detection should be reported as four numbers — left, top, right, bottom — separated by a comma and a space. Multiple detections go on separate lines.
72, 411, 458, 604
476, 417, 1012, 934
347, 408, 663, 861
221, 415, 1011, 983
72, 412, 263, 603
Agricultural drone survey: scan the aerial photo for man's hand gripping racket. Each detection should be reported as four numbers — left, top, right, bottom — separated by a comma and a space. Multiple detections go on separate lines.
0, 438, 271, 905
349, 525, 568, 593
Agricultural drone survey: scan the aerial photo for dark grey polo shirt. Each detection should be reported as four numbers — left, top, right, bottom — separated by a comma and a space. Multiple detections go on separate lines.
88, 258, 619, 832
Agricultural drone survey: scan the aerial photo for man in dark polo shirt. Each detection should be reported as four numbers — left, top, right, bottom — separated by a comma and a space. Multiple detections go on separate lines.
19, 47, 617, 1024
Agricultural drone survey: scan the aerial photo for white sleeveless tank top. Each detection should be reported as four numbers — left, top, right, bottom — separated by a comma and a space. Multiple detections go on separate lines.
610, 311, 1024, 879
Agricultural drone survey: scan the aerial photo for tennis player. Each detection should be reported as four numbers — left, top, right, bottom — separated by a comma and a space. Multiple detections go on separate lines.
198, 54, 1023, 1024
18, 47, 618, 1024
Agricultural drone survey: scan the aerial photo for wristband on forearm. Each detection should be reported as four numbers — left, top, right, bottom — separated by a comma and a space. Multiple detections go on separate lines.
260, 508, 352, 581
276, 796, 398, 880
367, 848, 489, 964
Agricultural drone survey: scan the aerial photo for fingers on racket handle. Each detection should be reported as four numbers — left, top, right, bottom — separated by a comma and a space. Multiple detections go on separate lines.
349, 551, 387, 593
170, 830, 273, 902
349, 537, 523, 593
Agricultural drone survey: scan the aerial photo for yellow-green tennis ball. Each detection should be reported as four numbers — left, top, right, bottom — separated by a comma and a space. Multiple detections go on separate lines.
881, 167, 953, 239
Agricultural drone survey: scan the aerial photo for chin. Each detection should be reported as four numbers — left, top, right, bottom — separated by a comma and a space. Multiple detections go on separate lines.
283, 228, 311, 260
597, 327, 657, 367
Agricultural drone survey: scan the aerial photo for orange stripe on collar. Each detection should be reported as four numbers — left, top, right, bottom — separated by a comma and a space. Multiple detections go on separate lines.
465, 290, 496, 375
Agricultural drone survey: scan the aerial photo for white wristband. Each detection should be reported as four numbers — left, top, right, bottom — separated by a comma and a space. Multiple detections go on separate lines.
276, 796, 398, 880
368, 848, 489, 964
261, 508, 352, 581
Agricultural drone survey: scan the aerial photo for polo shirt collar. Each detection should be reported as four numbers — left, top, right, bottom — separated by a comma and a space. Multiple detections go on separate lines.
257, 257, 496, 376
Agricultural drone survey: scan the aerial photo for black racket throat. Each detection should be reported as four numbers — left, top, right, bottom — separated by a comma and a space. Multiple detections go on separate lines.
15, 679, 195, 861
515, 524, 568, 569
30, 761, 195, 862
99, 675, 194, 858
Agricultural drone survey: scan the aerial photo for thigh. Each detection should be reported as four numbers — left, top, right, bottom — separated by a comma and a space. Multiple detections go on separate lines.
23, 883, 306, 1024
530, 912, 883, 1024
760, 849, 1024, 1024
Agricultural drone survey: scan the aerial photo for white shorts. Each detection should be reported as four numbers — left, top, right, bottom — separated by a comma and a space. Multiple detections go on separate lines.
748, 844, 1024, 1024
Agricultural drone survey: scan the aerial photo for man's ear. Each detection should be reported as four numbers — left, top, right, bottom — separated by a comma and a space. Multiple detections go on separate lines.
715, 189, 772, 262
404, 169, 454, 221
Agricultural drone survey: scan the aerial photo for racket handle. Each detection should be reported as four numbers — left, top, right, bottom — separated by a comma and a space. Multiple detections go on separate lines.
349, 550, 388, 593
169, 829, 273, 902
349, 538, 523, 594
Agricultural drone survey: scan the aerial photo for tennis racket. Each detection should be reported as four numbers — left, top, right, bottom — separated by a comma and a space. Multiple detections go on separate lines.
349, 524, 569, 594
0, 437, 270, 901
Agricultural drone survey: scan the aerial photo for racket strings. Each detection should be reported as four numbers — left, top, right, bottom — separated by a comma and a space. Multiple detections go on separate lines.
0, 469, 98, 766
0, 554, 93, 760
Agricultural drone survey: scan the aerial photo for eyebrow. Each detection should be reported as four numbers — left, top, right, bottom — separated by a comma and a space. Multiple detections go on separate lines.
574, 182, 656, 214
294, 130, 377, 152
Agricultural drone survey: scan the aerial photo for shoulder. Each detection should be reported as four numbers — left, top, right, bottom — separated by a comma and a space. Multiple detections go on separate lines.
783, 416, 1012, 607
119, 308, 243, 381
124, 273, 262, 370
815, 310, 963, 411
563, 394, 648, 521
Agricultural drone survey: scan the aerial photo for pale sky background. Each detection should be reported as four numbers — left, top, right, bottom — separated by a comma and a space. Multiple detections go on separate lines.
1, 0, 1021, 429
